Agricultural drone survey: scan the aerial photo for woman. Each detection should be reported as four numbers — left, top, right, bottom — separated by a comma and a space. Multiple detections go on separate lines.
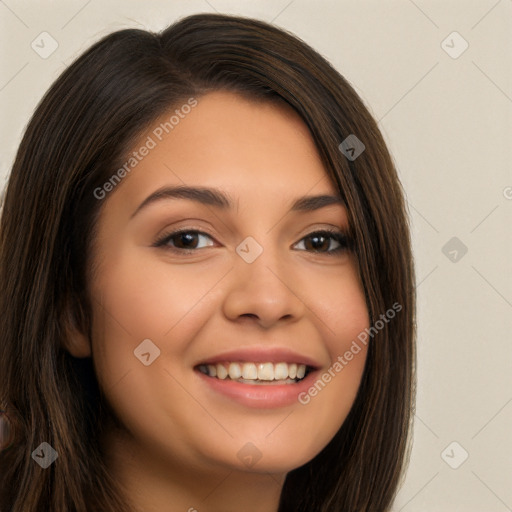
0, 12, 415, 512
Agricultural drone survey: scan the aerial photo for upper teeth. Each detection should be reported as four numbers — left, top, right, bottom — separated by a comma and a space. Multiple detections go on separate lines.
199, 362, 307, 381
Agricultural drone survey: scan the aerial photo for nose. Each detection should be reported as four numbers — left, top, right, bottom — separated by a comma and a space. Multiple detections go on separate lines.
221, 244, 306, 329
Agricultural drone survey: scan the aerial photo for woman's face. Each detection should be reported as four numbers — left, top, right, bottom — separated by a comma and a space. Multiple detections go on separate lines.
85, 90, 369, 476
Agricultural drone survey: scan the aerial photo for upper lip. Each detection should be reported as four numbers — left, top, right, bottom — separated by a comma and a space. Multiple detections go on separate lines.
194, 347, 322, 369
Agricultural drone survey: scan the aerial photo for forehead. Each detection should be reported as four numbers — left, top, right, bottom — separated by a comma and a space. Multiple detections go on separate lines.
111, 90, 340, 213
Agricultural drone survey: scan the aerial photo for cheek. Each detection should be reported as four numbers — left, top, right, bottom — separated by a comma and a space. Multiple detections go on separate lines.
290, 262, 370, 444
91, 247, 229, 341
88, 248, 228, 393
298, 258, 370, 351
88, 251, 231, 455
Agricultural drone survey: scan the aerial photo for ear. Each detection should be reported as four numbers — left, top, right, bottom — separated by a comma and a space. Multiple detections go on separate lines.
60, 300, 92, 358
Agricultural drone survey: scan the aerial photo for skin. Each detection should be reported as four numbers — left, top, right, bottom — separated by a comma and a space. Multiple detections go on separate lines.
66, 91, 370, 512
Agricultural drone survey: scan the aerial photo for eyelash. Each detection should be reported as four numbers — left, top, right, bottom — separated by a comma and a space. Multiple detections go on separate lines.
153, 228, 351, 256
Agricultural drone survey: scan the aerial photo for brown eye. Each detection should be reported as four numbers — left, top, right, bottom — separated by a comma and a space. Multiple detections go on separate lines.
294, 230, 349, 255
304, 233, 331, 252
172, 232, 200, 249
154, 230, 216, 251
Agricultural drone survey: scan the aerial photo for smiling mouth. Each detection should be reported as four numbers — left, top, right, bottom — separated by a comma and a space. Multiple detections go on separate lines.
196, 361, 313, 385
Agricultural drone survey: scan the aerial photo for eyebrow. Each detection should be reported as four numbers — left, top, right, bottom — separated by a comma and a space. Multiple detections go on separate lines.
130, 185, 344, 219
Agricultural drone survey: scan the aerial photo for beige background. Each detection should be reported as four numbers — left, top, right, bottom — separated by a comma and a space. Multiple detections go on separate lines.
1, 1, 511, 510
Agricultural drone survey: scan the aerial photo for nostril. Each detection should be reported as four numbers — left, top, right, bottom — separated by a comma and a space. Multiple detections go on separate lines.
240, 313, 258, 319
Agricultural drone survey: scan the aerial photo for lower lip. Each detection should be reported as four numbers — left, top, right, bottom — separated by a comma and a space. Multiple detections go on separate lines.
196, 369, 319, 409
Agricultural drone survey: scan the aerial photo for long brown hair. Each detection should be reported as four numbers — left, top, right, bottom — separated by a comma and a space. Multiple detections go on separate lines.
0, 13, 415, 511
